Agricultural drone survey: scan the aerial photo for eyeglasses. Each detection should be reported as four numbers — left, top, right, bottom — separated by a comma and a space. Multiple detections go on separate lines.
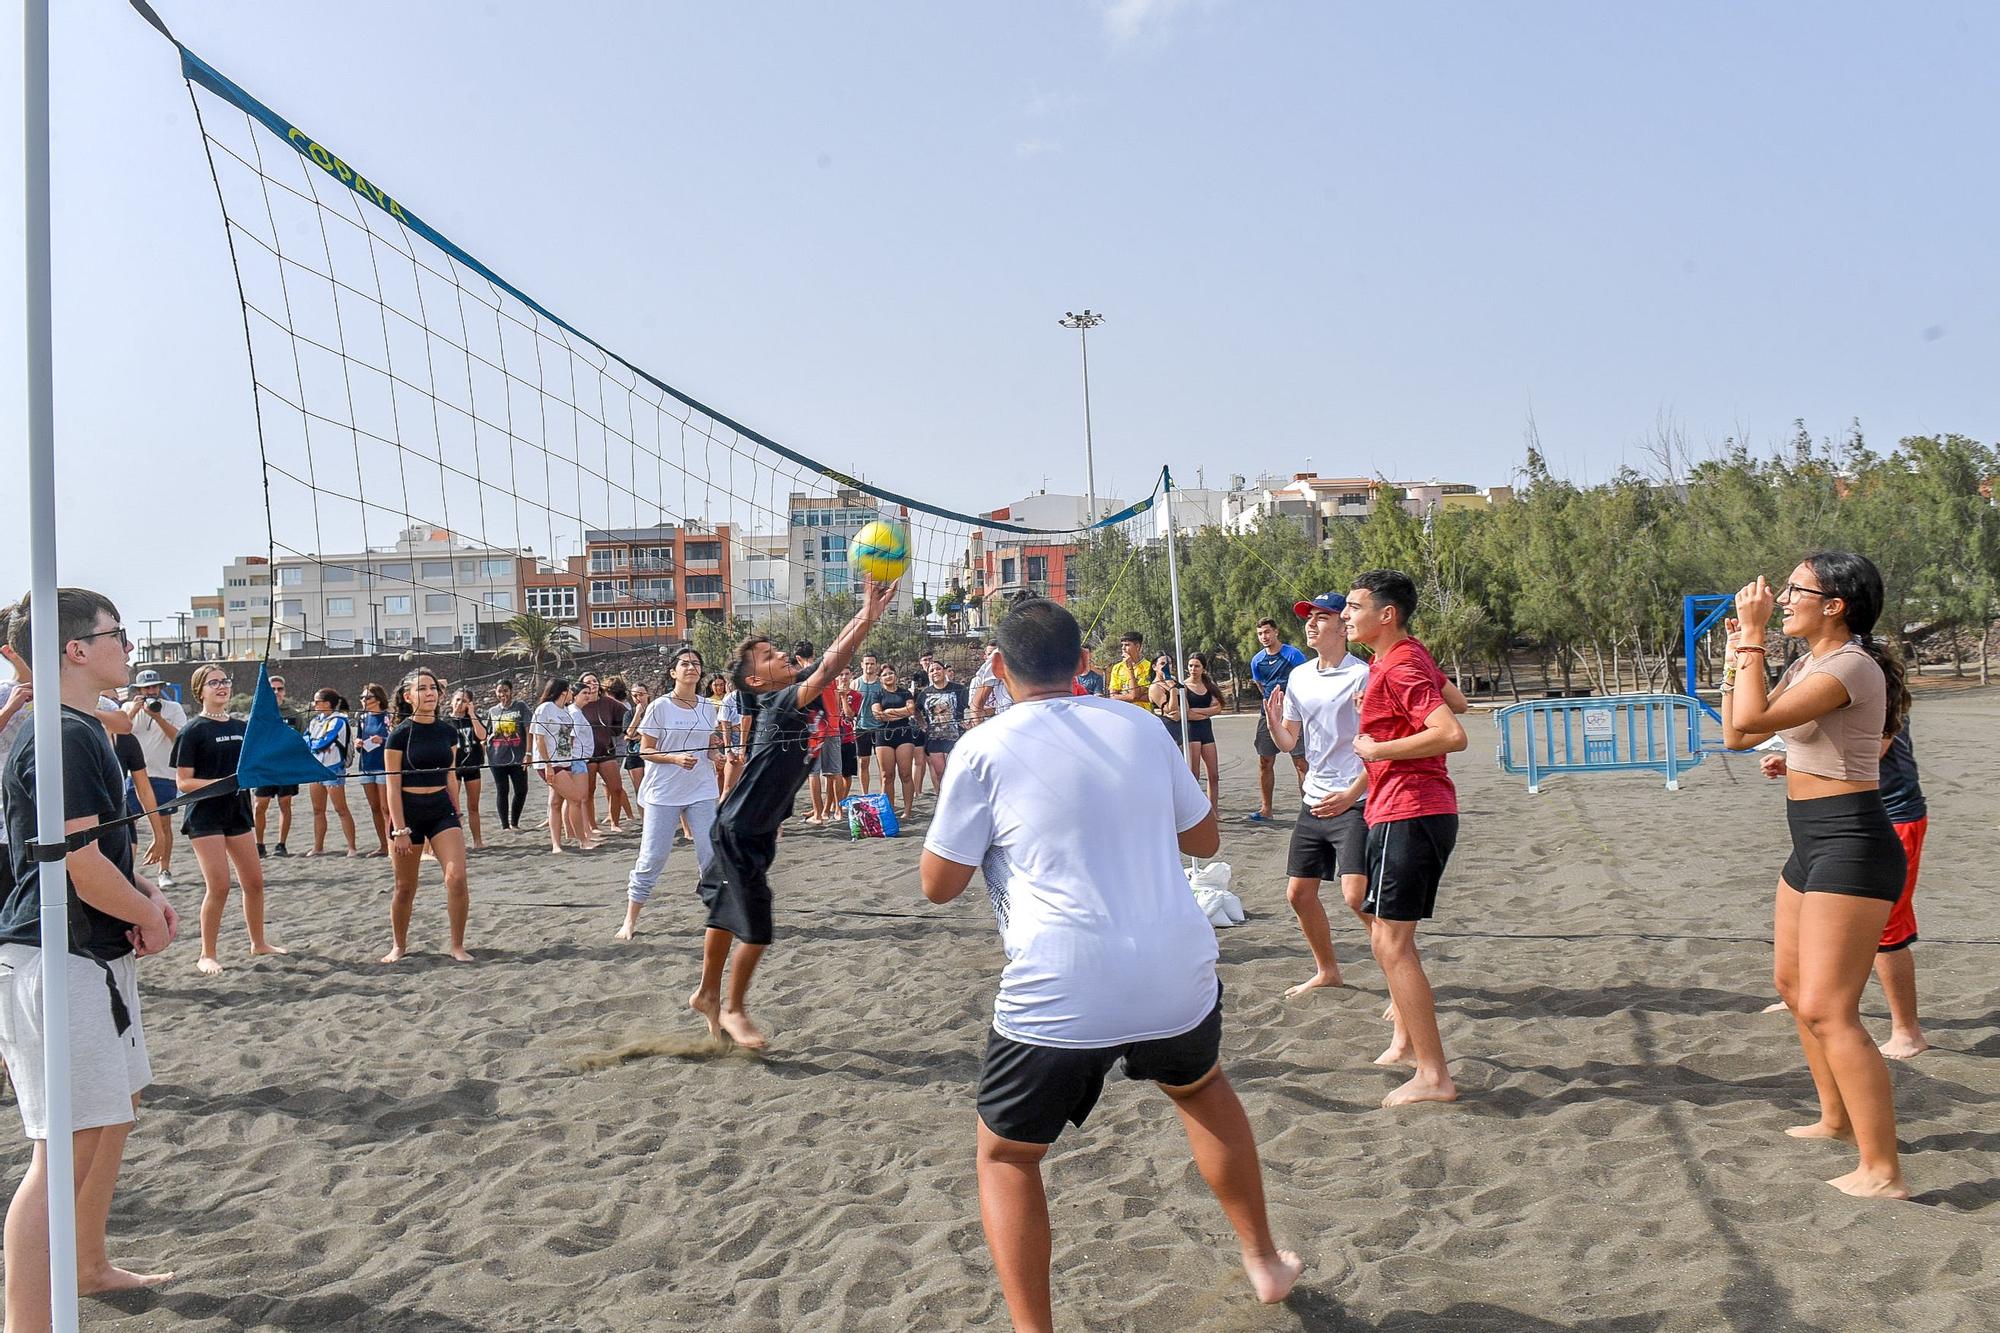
205, 679, 234, 690
1778, 583, 1830, 600
73, 626, 132, 649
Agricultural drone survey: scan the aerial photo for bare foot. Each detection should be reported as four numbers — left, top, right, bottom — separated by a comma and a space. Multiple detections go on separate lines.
471, 841, 486, 851
1879, 1033, 1930, 1060
1285, 971, 1343, 999
1786, 1120, 1856, 1142
719, 1006, 768, 1050
614, 924, 635, 941
448, 946, 474, 963
195, 956, 222, 976
250, 943, 289, 956
548, 847, 565, 856
379, 946, 406, 964
1373, 1041, 1415, 1068
1828, 1166, 1910, 1200
301, 849, 322, 858
1243, 1249, 1304, 1304
78, 1263, 175, 1296
1762, 1000, 1790, 1014
1383, 1000, 1396, 1023
1382, 1072, 1457, 1107
688, 989, 722, 1041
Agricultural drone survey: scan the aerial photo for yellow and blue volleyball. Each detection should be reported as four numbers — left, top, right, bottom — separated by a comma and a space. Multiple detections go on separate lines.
849, 520, 910, 583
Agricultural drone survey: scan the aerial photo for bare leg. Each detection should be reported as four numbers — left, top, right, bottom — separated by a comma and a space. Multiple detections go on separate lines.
253, 796, 271, 848
332, 788, 357, 853
1291, 755, 1308, 796
689, 927, 732, 1039
74, 1097, 173, 1296
226, 834, 285, 956
362, 783, 389, 855
720, 941, 769, 1047
1160, 1068, 1304, 1303
462, 779, 484, 849
275, 797, 293, 848
1872, 948, 1928, 1058
1256, 755, 1275, 818
1370, 918, 1456, 1105
544, 780, 564, 853
191, 836, 232, 974
381, 843, 419, 963
975, 1122, 1056, 1333
1792, 891, 1907, 1198
309, 784, 329, 854
1283, 877, 1342, 996
1774, 881, 1851, 1141
434, 828, 473, 961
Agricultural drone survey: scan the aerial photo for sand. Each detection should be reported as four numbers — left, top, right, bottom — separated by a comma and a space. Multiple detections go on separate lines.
6, 692, 1998, 1331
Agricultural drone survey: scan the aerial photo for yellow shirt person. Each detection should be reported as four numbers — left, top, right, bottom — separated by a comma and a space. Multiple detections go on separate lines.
1107, 650, 1154, 708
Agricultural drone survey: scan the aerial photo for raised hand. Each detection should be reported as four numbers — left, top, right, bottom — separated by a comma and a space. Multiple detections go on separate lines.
1733, 578, 1775, 644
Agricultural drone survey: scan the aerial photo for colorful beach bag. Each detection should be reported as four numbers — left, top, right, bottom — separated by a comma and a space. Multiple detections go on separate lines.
843, 793, 901, 839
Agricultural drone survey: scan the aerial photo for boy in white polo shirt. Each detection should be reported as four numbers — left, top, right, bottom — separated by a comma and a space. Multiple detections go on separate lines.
1261, 592, 1370, 999
921, 599, 1300, 1329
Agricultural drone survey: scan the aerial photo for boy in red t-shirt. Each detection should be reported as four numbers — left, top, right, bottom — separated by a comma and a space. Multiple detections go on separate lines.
1343, 569, 1469, 1107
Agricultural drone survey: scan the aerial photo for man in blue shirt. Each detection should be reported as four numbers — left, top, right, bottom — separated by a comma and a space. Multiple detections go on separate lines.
1247, 618, 1308, 821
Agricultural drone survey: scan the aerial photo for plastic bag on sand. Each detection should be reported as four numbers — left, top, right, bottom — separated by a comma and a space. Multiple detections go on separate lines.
843, 794, 900, 839
1186, 861, 1243, 927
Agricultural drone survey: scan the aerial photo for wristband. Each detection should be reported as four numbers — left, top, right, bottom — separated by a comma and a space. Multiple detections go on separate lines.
1735, 645, 1767, 656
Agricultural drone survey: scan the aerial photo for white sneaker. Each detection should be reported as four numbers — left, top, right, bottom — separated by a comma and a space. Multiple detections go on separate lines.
157, 870, 174, 889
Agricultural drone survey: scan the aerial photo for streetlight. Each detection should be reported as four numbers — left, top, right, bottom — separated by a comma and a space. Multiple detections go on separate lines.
1058, 309, 1104, 523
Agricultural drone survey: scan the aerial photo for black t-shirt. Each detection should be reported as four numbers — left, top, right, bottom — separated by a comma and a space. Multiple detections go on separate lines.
1, 706, 137, 962
873, 689, 913, 729
387, 718, 458, 781
719, 684, 815, 835
451, 714, 486, 767
112, 731, 147, 779
172, 714, 246, 781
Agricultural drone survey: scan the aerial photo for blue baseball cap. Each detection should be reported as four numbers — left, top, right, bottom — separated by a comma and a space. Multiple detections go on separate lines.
1293, 592, 1347, 618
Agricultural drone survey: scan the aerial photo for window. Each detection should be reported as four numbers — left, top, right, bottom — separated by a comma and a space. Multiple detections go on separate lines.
686, 541, 721, 563
633, 578, 673, 602
379, 563, 413, 582
589, 579, 629, 605
194, 606, 219, 619
1337, 492, 1369, 508
1000, 558, 1018, 585
384, 627, 413, 646
633, 546, 674, 571
277, 599, 303, 619
480, 558, 512, 579
278, 566, 303, 586
748, 578, 776, 601
618, 610, 634, 627
383, 595, 414, 616
325, 597, 354, 617
482, 591, 513, 611
420, 560, 452, 579
425, 593, 454, 613
226, 577, 248, 588
819, 534, 845, 563
526, 586, 576, 620
821, 567, 849, 595
653, 609, 676, 627
425, 625, 455, 646
322, 565, 354, 583
328, 628, 357, 648
459, 559, 477, 577
251, 595, 269, 608
589, 548, 624, 573
791, 511, 805, 527
279, 631, 303, 652
227, 599, 247, 612
1026, 556, 1048, 584
686, 575, 723, 600
592, 610, 616, 629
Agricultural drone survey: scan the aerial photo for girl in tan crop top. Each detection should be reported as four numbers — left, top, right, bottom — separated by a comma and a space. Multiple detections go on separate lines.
1720, 552, 1913, 1202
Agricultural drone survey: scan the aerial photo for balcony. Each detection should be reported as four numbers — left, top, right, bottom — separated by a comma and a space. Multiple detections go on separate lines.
588, 554, 676, 575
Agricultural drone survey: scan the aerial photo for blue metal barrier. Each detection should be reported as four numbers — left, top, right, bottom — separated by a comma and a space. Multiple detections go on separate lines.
1495, 693, 1706, 793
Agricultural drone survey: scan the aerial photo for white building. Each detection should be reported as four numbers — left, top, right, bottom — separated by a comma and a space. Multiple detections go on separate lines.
260, 526, 526, 656
218, 556, 273, 658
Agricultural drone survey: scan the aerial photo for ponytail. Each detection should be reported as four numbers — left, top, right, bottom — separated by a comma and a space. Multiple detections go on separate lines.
1859, 631, 1910, 738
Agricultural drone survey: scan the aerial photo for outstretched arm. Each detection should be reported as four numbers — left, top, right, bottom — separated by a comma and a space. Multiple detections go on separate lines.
798, 578, 898, 700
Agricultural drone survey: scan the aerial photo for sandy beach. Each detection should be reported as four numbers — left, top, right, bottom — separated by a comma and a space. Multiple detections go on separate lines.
6, 691, 1997, 1331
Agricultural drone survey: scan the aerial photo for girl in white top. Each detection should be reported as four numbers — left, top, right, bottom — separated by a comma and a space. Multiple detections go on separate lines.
531, 678, 596, 855
621, 649, 721, 939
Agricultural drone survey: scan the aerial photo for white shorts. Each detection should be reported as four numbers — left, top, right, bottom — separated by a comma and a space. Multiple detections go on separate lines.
0, 943, 152, 1140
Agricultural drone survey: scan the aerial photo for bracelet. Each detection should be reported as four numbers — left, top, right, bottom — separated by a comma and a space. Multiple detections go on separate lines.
1734, 645, 1767, 655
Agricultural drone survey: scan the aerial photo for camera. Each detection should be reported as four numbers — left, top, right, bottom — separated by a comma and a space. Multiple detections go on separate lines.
146, 699, 162, 713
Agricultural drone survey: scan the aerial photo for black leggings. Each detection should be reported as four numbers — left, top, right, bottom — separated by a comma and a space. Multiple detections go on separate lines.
491, 765, 528, 829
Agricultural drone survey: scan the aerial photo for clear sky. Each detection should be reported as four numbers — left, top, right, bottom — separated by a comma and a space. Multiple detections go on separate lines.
2, 1, 1994, 636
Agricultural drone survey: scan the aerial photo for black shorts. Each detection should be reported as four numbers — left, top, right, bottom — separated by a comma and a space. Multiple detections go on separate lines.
841, 741, 858, 778
1287, 804, 1367, 881
854, 731, 878, 756
402, 789, 462, 847
455, 764, 485, 784
923, 735, 956, 757
878, 727, 921, 751
697, 821, 778, 946
977, 985, 1224, 1145
1363, 813, 1458, 922
1782, 791, 1905, 902
623, 753, 645, 773
251, 784, 298, 799
183, 789, 254, 840
1253, 712, 1283, 758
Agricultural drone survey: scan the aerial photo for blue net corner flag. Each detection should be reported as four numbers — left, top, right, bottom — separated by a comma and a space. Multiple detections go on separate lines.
236, 664, 328, 790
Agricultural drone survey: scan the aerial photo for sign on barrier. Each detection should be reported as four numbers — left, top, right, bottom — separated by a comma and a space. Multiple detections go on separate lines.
1495, 693, 1707, 793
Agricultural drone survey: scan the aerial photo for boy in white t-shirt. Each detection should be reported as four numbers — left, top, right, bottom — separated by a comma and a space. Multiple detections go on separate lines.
1261, 592, 1370, 999
921, 599, 1301, 1327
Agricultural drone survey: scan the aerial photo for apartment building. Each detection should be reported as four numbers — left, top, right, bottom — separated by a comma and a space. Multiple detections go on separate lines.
253, 526, 524, 656
579, 524, 734, 644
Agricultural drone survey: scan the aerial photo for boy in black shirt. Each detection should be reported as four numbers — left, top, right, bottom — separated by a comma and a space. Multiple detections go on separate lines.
0, 589, 179, 1322
691, 577, 897, 1048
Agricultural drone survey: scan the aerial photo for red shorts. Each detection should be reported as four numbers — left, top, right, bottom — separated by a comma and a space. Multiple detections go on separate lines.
1879, 817, 1926, 952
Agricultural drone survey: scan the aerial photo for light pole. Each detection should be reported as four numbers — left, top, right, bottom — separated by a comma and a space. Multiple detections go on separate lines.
1059, 309, 1104, 523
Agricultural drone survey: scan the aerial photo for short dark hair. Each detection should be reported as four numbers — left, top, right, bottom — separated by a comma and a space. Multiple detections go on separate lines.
673, 647, 704, 672
1119, 630, 1143, 645
496, 678, 514, 690
996, 599, 1083, 690
1350, 569, 1417, 628
733, 636, 774, 692
791, 640, 815, 661
1255, 617, 1279, 632
7, 587, 119, 662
